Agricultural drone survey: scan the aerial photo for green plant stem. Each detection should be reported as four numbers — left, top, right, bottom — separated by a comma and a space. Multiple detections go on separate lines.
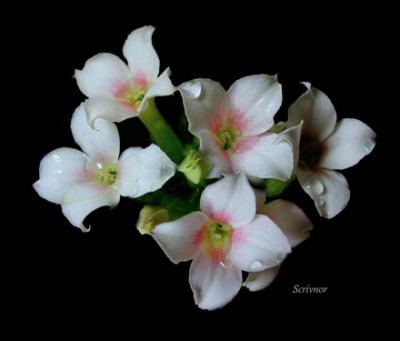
139, 99, 184, 164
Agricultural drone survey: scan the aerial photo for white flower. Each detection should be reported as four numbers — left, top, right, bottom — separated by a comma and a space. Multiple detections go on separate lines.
243, 190, 313, 292
75, 26, 175, 125
287, 83, 376, 218
152, 173, 291, 310
33, 104, 175, 232
178, 75, 294, 180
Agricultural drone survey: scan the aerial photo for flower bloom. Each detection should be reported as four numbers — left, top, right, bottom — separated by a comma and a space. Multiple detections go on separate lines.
179, 75, 293, 180
287, 83, 376, 218
33, 104, 175, 231
243, 190, 313, 291
75, 26, 175, 125
152, 173, 291, 310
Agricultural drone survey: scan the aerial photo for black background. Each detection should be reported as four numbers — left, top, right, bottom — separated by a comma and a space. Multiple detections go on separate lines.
26, 2, 394, 338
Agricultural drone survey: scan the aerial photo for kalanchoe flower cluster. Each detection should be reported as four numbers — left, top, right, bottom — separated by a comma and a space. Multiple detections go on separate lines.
35, 26, 376, 310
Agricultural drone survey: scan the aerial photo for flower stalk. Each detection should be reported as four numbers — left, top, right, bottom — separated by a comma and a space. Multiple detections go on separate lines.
139, 99, 184, 164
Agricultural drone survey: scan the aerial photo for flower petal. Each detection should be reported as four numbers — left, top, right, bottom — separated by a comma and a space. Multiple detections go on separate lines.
122, 26, 160, 83
228, 74, 282, 136
189, 252, 242, 310
152, 212, 209, 264
85, 97, 137, 126
179, 79, 229, 137
200, 173, 255, 227
243, 266, 280, 292
75, 53, 131, 98
279, 121, 303, 168
231, 134, 293, 181
229, 214, 291, 272
61, 183, 120, 232
140, 68, 175, 111
260, 199, 313, 247
288, 83, 337, 141
33, 148, 90, 204
199, 130, 231, 178
296, 167, 350, 218
117, 144, 175, 198
319, 118, 376, 170
71, 104, 120, 163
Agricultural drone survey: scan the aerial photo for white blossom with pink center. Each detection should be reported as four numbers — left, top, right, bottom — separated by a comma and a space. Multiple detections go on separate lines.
152, 173, 291, 310
178, 75, 294, 180
34, 104, 175, 232
75, 26, 175, 125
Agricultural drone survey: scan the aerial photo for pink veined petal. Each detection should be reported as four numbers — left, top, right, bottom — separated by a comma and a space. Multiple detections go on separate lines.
61, 183, 120, 232
122, 26, 160, 83
288, 83, 337, 141
231, 134, 293, 181
75, 53, 132, 98
260, 199, 313, 247
229, 214, 291, 272
84, 97, 137, 126
199, 130, 231, 178
200, 173, 256, 227
33, 147, 92, 204
228, 74, 282, 136
296, 166, 350, 219
179, 78, 229, 137
152, 212, 209, 264
319, 118, 376, 170
243, 265, 281, 292
117, 144, 176, 198
189, 252, 242, 311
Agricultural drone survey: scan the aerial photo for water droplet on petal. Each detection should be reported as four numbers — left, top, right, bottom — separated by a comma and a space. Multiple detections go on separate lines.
316, 197, 325, 207
311, 181, 325, 196
180, 81, 202, 99
250, 260, 263, 271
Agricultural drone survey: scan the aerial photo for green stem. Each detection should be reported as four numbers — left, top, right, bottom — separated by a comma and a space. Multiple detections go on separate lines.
139, 99, 184, 164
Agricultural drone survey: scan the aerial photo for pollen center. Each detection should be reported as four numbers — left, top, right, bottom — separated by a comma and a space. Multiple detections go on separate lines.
201, 219, 233, 260
96, 164, 117, 185
215, 127, 240, 152
126, 89, 146, 107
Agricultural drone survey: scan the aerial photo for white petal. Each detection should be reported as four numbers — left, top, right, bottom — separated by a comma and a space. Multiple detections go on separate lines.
319, 118, 376, 170
61, 183, 120, 232
229, 214, 291, 272
228, 74, 282, 136
288, 83, 337, 141
117, 144, 175, 198
75, 53, 131, 98
140, 68, 175, 111
122, 26, 160, 82
244, 266, 280, 292
279, 121, 303, 168
200, 173, 255, 227
152, 212, 208, 264
231, 134, 293, 181
33, 148, 90, 204
179, 79, 229, 137
199, 130, 231, 178
189, 252, 242, 310
71, 104, 120, 163
296, 167, 350, 218
260, 199, 313, 247
85, 97, 137, 126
